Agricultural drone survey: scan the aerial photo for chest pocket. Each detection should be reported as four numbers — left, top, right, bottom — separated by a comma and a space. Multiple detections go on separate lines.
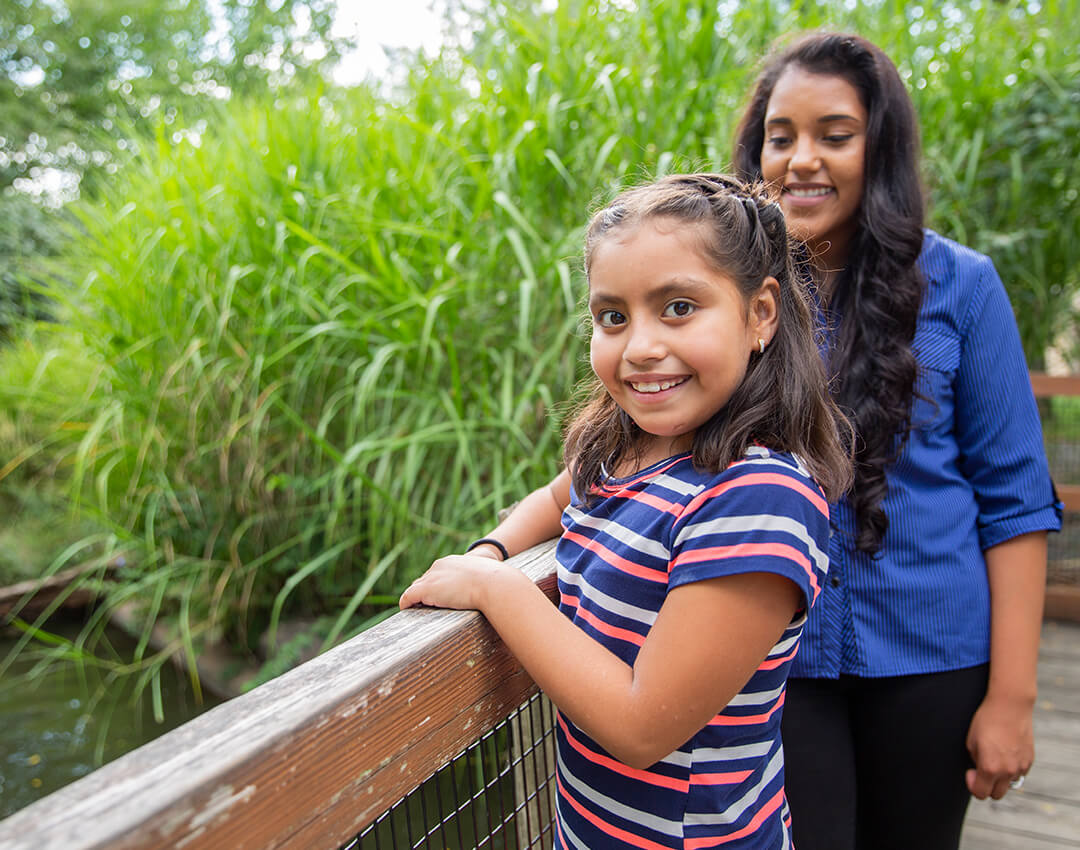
911, 329, 960, 431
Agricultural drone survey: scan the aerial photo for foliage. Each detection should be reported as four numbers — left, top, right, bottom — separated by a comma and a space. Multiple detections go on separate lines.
0, 192, 62, 339
1, 0, 1077, 695
0, 0, 350, 194
925, 59, 1080, 367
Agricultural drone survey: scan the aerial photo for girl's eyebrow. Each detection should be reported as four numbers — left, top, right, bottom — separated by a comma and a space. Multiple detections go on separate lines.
589, 277, 714, 309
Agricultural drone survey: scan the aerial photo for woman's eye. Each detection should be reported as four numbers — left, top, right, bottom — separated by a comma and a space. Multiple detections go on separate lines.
766, 135, 792, 148
662, 301, 695, 318
824, 134, 854, 144
595, 309, 626, 328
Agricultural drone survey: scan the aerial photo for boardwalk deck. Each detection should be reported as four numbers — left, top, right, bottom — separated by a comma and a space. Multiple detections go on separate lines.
961, 618, 1080, 849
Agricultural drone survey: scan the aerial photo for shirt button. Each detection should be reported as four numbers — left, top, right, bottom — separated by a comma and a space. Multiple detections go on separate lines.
830, 576, 841, 587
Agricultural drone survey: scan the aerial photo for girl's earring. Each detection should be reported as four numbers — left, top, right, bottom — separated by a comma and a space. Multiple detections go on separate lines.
758, 338, 766, 355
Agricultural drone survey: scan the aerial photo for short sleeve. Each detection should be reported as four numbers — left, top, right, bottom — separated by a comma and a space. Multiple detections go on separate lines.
952, 259, 1063, 549
667, 457, 832, 609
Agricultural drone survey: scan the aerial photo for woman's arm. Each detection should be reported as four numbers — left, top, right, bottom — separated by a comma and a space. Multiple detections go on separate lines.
400, 559, 801, 768
465, 469, 570, 561
965, 530, 1046, 800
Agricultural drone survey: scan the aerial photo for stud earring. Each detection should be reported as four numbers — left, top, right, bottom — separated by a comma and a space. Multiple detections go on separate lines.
758, 338, 766, 355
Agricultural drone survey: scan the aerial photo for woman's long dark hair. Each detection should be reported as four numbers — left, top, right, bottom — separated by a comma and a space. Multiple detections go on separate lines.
564, 173, 853, 504
733, 32, 925, 555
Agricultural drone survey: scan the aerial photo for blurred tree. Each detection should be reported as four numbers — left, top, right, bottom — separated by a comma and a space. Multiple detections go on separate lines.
0, 0, 352, 196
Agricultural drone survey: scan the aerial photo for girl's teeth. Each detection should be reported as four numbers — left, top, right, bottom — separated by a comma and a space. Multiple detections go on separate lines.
788, 187, 831, 197
632, 379, 683, 393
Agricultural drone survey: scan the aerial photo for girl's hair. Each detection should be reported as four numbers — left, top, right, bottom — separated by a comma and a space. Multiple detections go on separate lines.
564, 173, 853, 503
733, 32, 925, 555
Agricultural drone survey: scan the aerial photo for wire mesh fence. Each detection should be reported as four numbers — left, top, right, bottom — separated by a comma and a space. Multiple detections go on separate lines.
342, 692, 557, 850
1043, 393, 1080, 586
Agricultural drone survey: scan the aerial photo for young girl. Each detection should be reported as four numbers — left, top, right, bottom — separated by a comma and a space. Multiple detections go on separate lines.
733, 33, 1061, 850
399, 173, 852, 849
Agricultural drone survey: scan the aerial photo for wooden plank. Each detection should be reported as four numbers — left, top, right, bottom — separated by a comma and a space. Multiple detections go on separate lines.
1031, 372, 1080, 398
1019, 761, 1080, 806
1038, 657, 1080, 696
1040, 621, 1080, 660
1046, 584, 1080, 622
1033, 706, 1080, 745
964, 791, 1080, 845
961, 820, 1080, 849
0, 541, 561, 850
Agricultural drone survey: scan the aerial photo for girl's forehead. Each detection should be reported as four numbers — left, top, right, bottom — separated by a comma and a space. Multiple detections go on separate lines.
589, 217, 708, 271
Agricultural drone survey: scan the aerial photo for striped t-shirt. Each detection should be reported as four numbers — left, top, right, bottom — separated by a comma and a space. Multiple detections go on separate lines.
553, 447, 830, 850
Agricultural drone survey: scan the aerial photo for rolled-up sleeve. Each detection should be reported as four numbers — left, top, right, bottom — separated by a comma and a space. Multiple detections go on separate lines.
953, 257, 1063, 550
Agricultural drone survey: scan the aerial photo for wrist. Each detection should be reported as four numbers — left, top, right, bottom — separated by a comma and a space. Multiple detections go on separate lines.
474, 559, 528, 612
468, 542, 506, 561
984, 679, 1037, 709
466, 537, 510, 561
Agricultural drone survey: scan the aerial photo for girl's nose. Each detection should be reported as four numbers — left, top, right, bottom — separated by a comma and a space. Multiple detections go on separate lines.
623, 322, 666, 363
787, 137, 822, 176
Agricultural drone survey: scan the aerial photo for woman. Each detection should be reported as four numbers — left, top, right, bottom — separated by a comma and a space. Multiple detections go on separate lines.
733, 32, 1062, 850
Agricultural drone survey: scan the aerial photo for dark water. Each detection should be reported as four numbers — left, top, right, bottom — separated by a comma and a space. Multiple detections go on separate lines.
0, 613, 222, 820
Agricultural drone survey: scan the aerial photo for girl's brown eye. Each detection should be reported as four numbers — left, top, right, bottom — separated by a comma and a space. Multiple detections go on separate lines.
663, 301, 695, 318
596, 309, 626, 327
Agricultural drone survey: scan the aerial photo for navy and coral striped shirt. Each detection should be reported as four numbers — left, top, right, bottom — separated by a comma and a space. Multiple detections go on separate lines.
797, 230, 1063, 679
553, 447, 831, 849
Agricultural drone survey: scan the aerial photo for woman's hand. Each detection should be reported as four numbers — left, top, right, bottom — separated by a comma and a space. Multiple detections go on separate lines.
968, 532, 1045, 800
398, 552, 510, 612
965, 692, 1035, 800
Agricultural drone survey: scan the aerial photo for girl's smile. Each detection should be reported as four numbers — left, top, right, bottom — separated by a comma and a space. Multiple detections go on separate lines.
626, 374, 690, 397
587, 217, 776, 464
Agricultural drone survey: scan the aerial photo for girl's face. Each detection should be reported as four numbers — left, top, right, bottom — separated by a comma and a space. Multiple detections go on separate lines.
588, 218, 778, 466
759, 67, 867, 270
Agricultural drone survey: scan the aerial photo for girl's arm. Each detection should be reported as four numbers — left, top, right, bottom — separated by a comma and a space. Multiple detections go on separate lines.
965, 530, 1046, 800
400, 558, 801, 769
465, 469, 570, 561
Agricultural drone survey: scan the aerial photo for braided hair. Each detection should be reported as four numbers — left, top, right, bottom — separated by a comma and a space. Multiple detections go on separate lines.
733, 33, 925, 555
564, 173, 853, 504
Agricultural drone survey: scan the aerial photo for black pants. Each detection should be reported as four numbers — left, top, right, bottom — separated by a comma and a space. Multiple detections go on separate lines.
781, 664, 989, 850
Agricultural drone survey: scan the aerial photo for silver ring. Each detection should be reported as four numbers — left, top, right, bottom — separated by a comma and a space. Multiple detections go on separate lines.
1009, 775, 1025, 790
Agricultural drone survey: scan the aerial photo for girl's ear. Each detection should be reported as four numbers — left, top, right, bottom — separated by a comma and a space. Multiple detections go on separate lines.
749, 276, 781, 348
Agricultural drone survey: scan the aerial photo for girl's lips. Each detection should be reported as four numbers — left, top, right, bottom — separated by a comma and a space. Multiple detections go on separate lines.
625, 375, 690, 400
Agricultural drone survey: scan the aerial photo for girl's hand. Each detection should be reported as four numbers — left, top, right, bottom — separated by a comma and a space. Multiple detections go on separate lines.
398, 554, 510, 612
964, 693, 1035, 800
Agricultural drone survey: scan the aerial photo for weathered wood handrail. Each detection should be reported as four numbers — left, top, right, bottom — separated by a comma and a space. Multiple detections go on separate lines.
0, 541, 560, 850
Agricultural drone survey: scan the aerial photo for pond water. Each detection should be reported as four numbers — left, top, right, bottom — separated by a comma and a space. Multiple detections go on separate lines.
0, 613, 223, 820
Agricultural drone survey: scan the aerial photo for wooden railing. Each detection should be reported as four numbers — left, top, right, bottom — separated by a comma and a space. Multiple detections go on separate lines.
0, 543, 560, 850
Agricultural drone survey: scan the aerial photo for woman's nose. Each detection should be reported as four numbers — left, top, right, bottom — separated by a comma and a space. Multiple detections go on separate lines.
787, 137, 822, 175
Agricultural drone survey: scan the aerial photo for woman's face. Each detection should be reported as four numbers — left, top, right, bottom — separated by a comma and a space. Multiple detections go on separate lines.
759, 67, 867, 271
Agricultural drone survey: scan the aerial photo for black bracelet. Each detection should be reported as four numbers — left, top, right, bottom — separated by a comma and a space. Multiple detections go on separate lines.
466, 537, 510, 561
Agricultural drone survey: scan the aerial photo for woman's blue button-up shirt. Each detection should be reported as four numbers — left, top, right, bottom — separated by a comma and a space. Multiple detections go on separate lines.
794, 229, 1063, 679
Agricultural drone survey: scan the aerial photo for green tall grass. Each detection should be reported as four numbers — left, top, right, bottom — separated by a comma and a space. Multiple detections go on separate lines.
1, 0, 1076, 693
